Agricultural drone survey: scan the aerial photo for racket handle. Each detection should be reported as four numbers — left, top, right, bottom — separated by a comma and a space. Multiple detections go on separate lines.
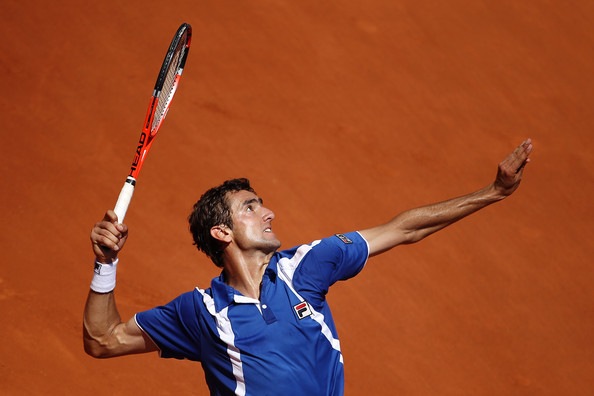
114, 177, 136, 223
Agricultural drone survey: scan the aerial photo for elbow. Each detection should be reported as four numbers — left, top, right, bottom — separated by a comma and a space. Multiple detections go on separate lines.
83, 327, 115, 359
84, 342, 105, 358
84, 339, 113, 359
84, 346, 103, 359
400, 230, 423, 245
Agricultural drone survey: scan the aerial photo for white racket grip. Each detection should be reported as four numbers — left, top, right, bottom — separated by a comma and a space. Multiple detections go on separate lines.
114, 177, 136, 223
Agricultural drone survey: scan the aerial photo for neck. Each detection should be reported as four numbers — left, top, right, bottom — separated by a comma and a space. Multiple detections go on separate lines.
222, 250, 273, 299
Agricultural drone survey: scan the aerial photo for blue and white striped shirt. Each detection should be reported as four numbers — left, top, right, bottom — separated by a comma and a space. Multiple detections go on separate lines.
135, 232, 369, 395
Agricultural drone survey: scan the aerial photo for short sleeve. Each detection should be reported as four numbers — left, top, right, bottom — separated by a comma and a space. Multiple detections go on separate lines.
293, 231, 369, 298
135, 290, 202, 361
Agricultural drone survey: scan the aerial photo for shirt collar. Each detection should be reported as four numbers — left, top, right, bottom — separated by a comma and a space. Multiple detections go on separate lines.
210, 273, 236, 312
209, 257, 279, 312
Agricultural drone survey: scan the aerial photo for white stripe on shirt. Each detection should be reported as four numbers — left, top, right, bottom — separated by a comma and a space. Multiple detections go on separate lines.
276, 241, 344, 363
199, 288, 246, 396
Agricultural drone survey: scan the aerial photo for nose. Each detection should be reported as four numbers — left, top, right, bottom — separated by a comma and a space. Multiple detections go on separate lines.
262, 206, 275, 222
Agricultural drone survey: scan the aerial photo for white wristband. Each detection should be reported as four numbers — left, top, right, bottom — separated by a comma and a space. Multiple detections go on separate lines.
90, 258, 118, 293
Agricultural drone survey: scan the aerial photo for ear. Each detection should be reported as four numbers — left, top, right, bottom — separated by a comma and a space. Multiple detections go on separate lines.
210, 225, 232, 243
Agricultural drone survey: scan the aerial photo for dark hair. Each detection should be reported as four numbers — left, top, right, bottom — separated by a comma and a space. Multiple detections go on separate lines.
188, 178, 255, 267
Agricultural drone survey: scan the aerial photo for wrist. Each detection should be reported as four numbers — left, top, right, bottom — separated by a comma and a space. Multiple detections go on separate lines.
90, 258, 118, 293
94, 253, 118, 265
490, 182, 511, 201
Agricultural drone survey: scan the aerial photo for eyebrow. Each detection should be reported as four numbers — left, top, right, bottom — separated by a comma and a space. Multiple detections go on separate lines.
242, 197, 263, 207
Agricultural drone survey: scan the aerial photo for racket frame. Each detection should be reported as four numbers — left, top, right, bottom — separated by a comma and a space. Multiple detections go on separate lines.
113, 23, 192, 223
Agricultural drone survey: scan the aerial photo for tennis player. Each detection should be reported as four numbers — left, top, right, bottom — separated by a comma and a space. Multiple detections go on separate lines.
84, 139, 532, 395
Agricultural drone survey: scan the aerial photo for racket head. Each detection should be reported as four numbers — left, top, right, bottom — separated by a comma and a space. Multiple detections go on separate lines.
128, 23, 191, 180
118, 23, 192, 221
150, 23, 192, 136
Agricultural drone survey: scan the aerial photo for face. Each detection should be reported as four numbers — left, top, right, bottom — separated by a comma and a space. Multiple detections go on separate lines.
226, 190, 281, 254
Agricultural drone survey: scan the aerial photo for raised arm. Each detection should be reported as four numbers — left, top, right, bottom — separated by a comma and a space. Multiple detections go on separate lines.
83, 210, 158, 358
360, 139, 532, 256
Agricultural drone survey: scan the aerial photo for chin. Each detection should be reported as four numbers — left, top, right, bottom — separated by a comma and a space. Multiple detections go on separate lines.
266, 239, 282, 252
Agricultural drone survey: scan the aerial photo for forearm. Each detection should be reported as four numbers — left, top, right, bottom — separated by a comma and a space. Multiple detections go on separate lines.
83, 290, 124, 358
395, 183, 504, 243
362, 183, 505, 256
85, 211, 156, 357
83, 278, 158, 358
361, 139, 532, 257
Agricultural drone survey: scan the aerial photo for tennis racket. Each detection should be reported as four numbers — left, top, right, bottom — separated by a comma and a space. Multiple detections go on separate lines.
113, 23, 192, 223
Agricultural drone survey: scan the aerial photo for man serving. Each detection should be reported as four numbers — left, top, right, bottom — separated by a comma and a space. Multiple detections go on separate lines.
84, 139, 532, 396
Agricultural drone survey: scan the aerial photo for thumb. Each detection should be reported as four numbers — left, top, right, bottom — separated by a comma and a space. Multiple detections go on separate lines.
104, 210, 119, 224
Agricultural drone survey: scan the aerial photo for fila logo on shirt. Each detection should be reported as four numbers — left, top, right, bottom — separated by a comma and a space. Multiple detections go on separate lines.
293, 301, 313, 320
335, 234, 353, 244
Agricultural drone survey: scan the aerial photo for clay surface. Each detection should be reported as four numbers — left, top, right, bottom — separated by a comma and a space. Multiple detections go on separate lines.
1, 1, 593, 394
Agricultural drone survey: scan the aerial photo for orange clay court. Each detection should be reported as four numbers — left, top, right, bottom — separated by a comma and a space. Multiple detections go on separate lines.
1, 1, 593, 395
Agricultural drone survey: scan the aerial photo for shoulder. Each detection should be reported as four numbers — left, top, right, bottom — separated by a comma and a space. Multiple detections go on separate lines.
307, 232, 369, 262
136, 289, 206, 324
275, 232, 369, 289
275, 232, 368, 261
321, 232, 369, 252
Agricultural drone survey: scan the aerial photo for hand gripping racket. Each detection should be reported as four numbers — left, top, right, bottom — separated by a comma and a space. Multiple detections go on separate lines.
113, 23, 192, 223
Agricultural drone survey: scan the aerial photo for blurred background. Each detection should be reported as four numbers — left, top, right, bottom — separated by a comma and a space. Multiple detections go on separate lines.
1, 0, 593, 394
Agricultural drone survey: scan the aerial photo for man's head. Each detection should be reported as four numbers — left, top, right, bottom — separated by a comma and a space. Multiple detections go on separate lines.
188, 178, 280, 267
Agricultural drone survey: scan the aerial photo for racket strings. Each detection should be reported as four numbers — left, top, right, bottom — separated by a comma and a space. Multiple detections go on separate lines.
151, 43, 185, 133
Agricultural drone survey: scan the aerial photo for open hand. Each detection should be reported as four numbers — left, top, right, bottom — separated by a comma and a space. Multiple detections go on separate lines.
494, 139, 533, 197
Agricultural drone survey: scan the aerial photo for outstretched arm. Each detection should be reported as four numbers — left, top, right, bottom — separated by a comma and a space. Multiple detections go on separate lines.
360, 139, 532, 256
83, 210, 158, 358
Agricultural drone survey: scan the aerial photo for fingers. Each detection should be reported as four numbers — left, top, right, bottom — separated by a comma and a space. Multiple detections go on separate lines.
103, 209, 119, 223
91, 210, 129, 261
493, 138, 533, 197
517, 138, 533, 175
513, 138, 533, 170
96, 211, 126, 239
502, 139, 532, 177
515, 139, 530, 156
92, 224, 122, 250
